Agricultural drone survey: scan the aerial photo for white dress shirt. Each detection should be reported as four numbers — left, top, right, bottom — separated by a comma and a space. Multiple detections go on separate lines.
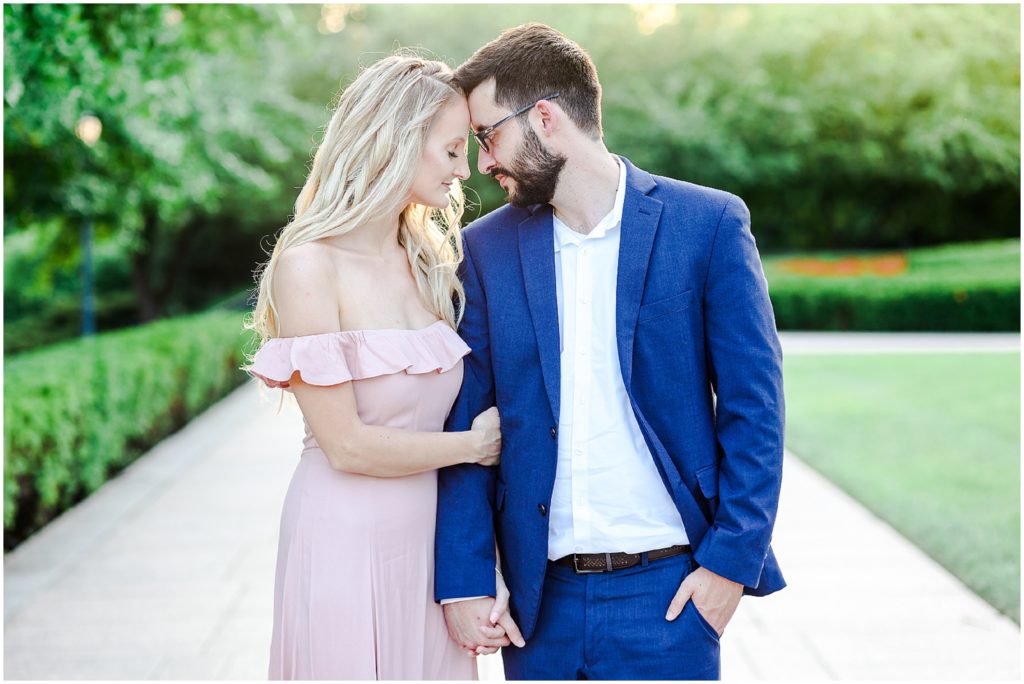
548, 157, 689, 560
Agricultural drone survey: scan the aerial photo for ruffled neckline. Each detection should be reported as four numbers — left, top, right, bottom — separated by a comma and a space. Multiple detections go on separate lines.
243, 320, 469, 390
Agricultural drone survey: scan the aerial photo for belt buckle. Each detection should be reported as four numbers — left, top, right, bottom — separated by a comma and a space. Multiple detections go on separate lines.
572, 554, 605, 574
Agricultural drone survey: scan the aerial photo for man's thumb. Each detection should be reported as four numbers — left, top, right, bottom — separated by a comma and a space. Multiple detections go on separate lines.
666, 581, 693, 621
489, 594, 507, 624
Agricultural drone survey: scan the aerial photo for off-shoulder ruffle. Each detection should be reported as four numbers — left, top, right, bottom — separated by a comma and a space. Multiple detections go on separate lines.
243, 320, 470, 390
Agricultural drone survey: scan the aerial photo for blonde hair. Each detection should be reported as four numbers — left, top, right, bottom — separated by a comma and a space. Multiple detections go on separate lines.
248, 53, 466, 345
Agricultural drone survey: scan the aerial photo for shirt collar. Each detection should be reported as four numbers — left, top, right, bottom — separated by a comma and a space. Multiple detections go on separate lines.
553, 156, 627, 252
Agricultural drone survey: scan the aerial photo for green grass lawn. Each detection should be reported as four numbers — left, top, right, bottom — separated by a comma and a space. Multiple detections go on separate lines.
783, 352, 1021, 622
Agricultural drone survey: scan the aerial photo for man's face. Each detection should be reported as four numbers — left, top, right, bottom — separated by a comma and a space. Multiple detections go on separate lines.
468, 79, 566, 208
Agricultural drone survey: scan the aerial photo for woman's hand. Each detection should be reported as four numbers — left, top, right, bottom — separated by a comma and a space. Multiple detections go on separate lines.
470, 406, 502, 466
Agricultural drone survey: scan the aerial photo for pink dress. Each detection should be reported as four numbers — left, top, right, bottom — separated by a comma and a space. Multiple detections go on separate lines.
246, 321, 477, 681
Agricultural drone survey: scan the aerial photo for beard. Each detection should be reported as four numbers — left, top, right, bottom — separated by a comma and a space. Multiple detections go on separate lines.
491, 125, 567, 209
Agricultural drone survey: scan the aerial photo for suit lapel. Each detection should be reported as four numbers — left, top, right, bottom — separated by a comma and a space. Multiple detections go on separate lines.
616, 162, 663, 387
518, 206, 561, 424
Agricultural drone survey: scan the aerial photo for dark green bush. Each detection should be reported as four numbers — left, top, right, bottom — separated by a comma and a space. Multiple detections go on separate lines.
769, 281, 1019, 331
764, 240, 1021, 331
3, 310, 256, 548
3, 290, 139, 355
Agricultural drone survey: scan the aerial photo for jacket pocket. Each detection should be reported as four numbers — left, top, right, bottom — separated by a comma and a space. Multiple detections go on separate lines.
695, 464, 719, 522
638, 289, 693, 324
695, 464, 718, 499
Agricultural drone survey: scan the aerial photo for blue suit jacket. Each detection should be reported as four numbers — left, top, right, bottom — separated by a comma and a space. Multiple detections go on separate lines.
435, 157, 785, 640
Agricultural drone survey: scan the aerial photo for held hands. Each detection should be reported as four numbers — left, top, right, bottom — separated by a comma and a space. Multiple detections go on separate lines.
442, 569, 525, 657
475, 568, 525, 655
665, 565, 743, 636
470, 406, 502, 466
443, 597, 508, 657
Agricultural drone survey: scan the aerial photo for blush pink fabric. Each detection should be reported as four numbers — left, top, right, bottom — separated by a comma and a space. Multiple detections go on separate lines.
247, 321, 476, 680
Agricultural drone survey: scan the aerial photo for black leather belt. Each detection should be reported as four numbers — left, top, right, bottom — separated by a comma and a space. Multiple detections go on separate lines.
553, 544, 692, 574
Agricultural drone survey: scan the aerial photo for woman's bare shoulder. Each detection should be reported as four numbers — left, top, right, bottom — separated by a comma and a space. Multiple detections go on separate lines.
272, 242, 342, 336
275, 241, 338, 282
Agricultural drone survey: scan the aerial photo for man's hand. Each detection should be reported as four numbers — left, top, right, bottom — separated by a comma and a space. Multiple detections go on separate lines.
665, 565, 743, 636
443, 598, 510, 656
475, 571, 525, 655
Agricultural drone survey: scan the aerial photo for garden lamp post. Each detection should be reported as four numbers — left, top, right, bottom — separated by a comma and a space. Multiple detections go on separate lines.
75, 114, 102, 336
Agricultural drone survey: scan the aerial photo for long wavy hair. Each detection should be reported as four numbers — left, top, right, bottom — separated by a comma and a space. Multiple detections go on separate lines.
248, 53, 466, 346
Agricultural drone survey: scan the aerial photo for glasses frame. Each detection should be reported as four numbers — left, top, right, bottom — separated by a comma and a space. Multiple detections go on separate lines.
473, 92, 561, 153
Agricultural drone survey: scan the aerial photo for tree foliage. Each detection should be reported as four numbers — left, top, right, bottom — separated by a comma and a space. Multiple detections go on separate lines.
4, 4, 1019, 352
3, 4, 320, 319
599, 4, 1021, 249
333, 4, 1020, 249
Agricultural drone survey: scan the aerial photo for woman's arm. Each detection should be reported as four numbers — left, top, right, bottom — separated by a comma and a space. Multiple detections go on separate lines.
272, 243, 500, 477
292, 381, 498, 477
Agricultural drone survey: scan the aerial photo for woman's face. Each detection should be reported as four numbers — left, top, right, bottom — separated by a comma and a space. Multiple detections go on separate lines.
409, 96, 471, 208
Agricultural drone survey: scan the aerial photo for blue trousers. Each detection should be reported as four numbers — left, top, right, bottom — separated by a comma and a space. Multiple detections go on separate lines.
502, 551, 720, 680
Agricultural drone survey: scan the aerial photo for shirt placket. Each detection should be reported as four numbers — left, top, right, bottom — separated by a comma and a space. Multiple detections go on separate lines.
570, 239, 593, 549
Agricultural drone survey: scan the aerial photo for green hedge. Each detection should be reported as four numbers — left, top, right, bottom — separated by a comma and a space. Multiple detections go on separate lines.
764, 240, 1021, 331
3, 290, 141, 356
3, 310, 256, 549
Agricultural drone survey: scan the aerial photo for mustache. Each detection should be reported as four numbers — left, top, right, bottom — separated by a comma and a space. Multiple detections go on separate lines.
490, 168, 516, 181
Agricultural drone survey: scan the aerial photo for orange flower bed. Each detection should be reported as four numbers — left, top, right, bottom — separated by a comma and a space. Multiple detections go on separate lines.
779, 254, 908, 277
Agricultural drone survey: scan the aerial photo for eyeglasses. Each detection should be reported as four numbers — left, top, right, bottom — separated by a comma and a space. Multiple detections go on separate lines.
472, 92, 560, 154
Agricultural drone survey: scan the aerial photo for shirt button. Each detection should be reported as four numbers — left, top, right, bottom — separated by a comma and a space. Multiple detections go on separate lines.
538, 504, 548, 517
550, 427, 557, 439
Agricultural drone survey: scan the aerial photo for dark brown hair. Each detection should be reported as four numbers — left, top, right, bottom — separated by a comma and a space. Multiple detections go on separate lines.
454, 23, 602, 138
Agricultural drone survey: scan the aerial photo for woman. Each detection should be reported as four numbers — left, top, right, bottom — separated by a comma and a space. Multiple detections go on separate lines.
244, 54, 501, 680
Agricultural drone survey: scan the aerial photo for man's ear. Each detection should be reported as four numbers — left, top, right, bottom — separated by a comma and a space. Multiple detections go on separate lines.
533, 99, 560, 137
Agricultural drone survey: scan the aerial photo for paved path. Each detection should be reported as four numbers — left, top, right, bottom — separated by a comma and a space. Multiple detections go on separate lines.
5, 335, 1020, 679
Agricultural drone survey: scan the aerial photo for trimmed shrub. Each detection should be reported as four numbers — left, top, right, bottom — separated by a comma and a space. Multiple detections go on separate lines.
764, 240, 1021, 331
3, 310, 256, 548
3, 290, 140, 355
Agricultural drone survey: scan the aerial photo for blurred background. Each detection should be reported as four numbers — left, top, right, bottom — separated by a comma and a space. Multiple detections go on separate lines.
3, 3, 1020, 679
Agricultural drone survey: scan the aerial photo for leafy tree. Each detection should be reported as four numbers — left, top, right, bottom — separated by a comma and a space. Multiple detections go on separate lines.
589, 4, 1020, 248
4, 4, 320, 320
297, 4, 1019, 248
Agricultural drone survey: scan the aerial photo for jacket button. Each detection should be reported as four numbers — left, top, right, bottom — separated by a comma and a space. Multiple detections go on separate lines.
550, 427, 557, 439
538, 504, 547, 516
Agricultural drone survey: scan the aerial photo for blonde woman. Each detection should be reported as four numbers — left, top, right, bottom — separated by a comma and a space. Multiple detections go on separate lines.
245, 55, 506, 679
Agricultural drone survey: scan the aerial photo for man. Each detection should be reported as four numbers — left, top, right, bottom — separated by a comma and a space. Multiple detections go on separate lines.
436, 23, 785, 680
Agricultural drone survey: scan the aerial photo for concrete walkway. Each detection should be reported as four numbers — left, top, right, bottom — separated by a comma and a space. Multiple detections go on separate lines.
5, 335, 1020, 679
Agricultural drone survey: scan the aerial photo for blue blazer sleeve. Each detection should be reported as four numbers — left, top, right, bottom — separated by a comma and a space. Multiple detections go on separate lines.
434, 237, 499, 601
693, 196, 786, 588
